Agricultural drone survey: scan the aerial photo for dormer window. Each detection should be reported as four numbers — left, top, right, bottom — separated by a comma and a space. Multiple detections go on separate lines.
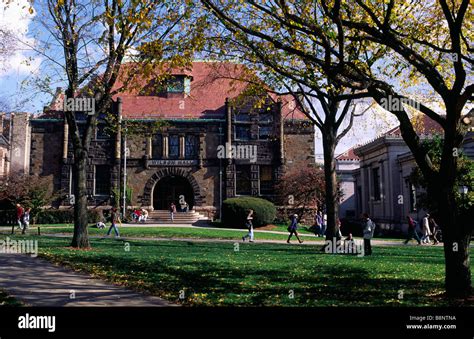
167, 75, 191, 95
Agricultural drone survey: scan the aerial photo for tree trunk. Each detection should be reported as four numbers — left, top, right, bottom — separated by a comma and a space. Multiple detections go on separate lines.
322, 128, 340, 252
71, 149, 90, 248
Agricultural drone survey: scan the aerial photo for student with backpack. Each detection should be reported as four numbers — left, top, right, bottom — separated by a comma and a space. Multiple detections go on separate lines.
287, 214, 303, 244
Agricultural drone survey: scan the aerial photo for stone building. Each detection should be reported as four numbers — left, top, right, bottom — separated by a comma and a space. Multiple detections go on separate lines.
335, 148, 359, 219
352, 115, 474, 235
15, 62, 315, 220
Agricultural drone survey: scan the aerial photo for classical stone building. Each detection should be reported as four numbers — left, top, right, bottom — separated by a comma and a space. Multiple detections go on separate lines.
352, 115, 474, 235
11, 62, 315, 220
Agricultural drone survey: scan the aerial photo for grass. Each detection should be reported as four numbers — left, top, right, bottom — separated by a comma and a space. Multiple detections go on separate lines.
1, 234, 470, 307
6, 225, 325, 242
0, 289, 21, 307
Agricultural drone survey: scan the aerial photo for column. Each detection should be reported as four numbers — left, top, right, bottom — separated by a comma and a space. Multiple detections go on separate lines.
163, 134, 169, 158
179, 134, 185, 159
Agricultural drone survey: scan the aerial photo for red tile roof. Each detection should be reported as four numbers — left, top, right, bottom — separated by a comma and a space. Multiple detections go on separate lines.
44, 61, 307, 120
336, 147, 359, 161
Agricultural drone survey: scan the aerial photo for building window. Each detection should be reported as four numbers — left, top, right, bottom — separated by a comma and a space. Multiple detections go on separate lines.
167, 76, 185, 93
235, 125, 251, 141
236, 165, 251, 195
168, 135, 179, 158
259, 166, 273, 195
96, 124, 109, 139
94, 165, 110, 196
372, 168, 381, 201
259, 113, 273, 123
258, 126, 272, 140
185, 135, 198, 158
234, 113, 251, 122
152, 134, 163, 159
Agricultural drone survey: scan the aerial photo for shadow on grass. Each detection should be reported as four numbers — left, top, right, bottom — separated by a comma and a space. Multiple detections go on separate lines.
32, 237, 454, 307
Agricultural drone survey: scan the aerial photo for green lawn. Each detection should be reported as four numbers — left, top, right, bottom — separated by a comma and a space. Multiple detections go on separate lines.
1, 234, 470, 307
0, 289, 21, 306
9, 225, 324, 242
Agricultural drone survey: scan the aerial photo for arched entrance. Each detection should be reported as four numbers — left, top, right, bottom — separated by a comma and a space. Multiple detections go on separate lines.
153, 175, 195, 210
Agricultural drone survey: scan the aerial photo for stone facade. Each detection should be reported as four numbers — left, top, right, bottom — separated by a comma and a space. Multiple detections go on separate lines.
10, 62, 316, 219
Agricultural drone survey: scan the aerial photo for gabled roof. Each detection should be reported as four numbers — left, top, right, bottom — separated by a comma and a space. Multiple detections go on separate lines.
336, 147, 359, 161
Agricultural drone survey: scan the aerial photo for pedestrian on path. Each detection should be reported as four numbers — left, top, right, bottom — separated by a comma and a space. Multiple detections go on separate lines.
106, 207, 121, 238
21, 208, 31, 234
404, 216, 421, 245
421, 214, 431, 244
242, 209, 254, 242
16, 204, 24, 231
429, 216, 440, 245
312, 211, 323, 237
287, 214, 303, 244
169, 203, 177, 222
362, 213, 376, 255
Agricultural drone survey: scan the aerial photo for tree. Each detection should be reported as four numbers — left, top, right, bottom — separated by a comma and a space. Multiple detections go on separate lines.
201, 0, 375, 247
275, 165, 327, 221
202, 0, 473, 297
0, 173, 58, 227
31, 0, 202, 248
409, 135, 474, 217
321, 0, 473, 299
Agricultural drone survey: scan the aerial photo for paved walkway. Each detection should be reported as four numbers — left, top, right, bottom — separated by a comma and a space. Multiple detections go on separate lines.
37, 232, 447, 247
0, 254, 175, 307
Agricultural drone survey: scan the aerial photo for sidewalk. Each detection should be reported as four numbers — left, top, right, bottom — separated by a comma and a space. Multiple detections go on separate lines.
0, 254, 175, 307
40, 232, 443, 247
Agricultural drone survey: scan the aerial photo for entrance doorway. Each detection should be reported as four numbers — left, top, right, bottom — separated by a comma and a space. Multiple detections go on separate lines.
153, 175, 194, 210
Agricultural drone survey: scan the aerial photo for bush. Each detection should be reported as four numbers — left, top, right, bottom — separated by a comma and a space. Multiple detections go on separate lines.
222, 197, 276, 228
35, 209, 102, 224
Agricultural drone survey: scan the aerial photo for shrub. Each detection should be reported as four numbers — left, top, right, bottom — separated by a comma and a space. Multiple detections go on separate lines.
222, 197, 276, 228
37, 209, 102, 224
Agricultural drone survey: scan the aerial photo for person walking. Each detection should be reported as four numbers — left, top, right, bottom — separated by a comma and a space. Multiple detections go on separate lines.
16, 204, 24, 231
242, 209, 254, 242
312, 211, 323, 237
106, 207, 121, 238
429, 216, 440, 245
21, 208, 31, 234
169, 203, 177, 222
321, 212, 327, 236
421, 214, 431, 244
404, 216, 421, 245
362, 213, 376, 255
287, 214, 303, 244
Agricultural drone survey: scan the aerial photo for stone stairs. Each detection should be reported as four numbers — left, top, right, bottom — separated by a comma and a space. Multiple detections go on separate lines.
143, 210, 211, 225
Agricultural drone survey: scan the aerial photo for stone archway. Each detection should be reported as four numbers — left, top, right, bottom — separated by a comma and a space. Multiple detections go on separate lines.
142, 168, 203, 209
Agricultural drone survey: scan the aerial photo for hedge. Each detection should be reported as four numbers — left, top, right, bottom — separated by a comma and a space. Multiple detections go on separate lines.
0, 209, 102, 225
222, 197, 276, 228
